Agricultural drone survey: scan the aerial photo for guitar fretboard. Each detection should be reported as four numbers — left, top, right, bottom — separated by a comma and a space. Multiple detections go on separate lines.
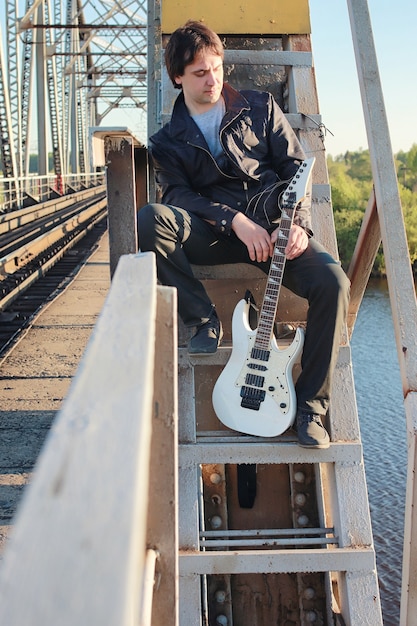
253, 196, 295, 351
247, 158, 313, 353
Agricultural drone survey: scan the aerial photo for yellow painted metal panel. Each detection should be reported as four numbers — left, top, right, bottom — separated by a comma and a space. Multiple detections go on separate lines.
162, 0, 311, 35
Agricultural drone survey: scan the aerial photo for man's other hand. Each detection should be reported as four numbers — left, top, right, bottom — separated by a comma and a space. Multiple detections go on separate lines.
271, 223, 308, 260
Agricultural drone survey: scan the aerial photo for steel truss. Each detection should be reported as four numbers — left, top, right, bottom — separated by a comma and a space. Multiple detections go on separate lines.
0, 0, 147, 204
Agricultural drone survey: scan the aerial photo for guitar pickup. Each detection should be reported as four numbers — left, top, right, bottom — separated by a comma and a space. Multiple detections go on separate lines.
245, 373, 265, 387
250, 348, 270, 362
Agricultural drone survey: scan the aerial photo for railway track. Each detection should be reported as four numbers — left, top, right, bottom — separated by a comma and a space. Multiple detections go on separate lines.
0, 186, 108, 356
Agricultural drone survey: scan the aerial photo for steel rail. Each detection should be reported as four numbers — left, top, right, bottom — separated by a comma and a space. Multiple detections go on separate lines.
0, 185, 106, 235
0, 191, 107, 312
0, 191, 106, 256
0, 199, 106, 277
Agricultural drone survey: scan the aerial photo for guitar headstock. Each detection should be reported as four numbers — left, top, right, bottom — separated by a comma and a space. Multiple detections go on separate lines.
281, 157, 315, 209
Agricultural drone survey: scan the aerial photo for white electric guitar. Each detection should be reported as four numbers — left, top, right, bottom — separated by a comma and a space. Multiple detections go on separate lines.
212, 157, 315, 437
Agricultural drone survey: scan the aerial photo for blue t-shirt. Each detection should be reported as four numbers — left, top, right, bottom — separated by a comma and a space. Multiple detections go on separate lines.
191, 97, 225, 159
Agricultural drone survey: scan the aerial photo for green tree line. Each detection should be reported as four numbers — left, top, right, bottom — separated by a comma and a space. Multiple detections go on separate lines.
328, 145, 417, 276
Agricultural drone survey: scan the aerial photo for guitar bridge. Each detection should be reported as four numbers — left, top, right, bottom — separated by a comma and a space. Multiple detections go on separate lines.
240, 386, 266, 411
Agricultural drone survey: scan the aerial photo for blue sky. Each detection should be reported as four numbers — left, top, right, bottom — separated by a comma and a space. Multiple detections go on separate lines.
309, 0, 416, 156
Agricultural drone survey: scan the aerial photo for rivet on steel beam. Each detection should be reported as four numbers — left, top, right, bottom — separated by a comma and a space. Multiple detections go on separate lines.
211, 515, 222, 529
294, 471, 305, 483
210, 473, 222, 484
211, 494, 222, 505
215, 589, 227, 604
303, 587, 316, 600
295, 493, 307, 506
297, 514, 309, 526
306, 610, 317, 622
216, 615, 228, 626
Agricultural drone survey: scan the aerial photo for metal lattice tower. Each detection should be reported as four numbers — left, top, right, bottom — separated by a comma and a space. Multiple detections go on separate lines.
0, 0, 148, 184
5, 0, 22, 179
0, 23, 19, 205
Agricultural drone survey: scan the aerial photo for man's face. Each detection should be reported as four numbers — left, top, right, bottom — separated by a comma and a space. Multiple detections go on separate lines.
175, 51, 224, 115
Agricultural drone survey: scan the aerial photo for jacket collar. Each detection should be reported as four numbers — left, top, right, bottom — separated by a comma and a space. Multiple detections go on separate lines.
168, 83, 250, 141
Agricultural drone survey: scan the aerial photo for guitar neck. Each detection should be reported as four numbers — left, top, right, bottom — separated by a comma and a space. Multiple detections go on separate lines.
254, 203, 295, 350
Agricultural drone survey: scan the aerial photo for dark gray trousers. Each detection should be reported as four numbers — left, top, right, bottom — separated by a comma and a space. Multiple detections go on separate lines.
138, 203, 350, 416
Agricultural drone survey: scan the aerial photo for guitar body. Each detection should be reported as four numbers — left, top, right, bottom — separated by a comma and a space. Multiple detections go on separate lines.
212, 298, 304, 437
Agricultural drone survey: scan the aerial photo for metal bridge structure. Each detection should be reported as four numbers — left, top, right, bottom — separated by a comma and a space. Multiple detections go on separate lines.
0, 0, 147, 208
0, 1, 417, 625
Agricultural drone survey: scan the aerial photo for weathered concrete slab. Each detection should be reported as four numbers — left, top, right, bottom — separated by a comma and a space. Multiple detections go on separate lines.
0, 381, 71, 410
0, 427, 53, 469
0, 327, 94, 378
0, 232, 110, 554
0, 409, 57, 428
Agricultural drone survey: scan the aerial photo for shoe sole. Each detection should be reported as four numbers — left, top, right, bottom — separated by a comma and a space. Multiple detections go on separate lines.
298, 441, 330, 450
188, 347, 219, 355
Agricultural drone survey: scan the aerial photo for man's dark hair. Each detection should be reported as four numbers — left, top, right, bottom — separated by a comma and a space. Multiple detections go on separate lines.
165, 20, 224, 89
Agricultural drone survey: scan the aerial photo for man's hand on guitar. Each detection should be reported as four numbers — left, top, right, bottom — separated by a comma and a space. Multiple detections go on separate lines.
271, 223, 308, 260
231, 212, 273, 262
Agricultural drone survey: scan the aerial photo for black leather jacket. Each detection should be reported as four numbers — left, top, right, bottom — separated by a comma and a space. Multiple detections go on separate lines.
149, 83, 312, 237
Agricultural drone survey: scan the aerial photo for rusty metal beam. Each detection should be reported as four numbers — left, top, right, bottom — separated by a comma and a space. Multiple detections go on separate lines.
346, 188, 381, 337
91, 129, 147, 277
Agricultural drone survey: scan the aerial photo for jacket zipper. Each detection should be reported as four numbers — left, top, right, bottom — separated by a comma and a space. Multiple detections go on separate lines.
243, 181, 249, 207
188, 105, 252, 182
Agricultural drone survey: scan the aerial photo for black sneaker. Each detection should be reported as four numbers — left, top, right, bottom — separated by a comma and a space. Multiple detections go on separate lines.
296, 411, 330, 449
188, 313, 223, 355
